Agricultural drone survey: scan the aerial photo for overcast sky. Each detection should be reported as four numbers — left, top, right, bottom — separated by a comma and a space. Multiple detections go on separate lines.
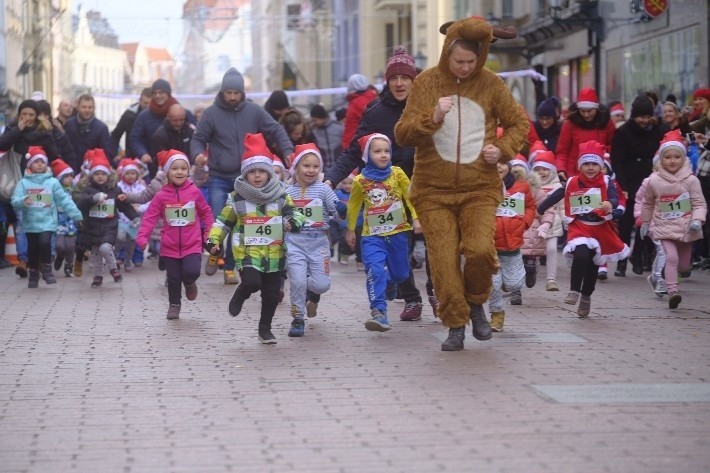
76, 0, 184, 53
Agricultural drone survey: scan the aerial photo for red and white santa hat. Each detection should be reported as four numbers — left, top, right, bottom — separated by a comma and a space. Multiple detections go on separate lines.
240, 133, 274, 177
117, 158, 141, 175
273, 156, 286, 170
657, 129, 687, 158
577, 140, 606, 169
358, 133, 391, 163
25, 146, 48, 167
289, 143, 323, 175
610, 102, 625, 116
531, 150, 557, 173
50, 159, 73, 179
602, 152, 613, 174
576, 88, 599, 110
156, 149, 190, 173
88, 149, 112, 176
509, 154, 530, 173
527, 140, 547, 164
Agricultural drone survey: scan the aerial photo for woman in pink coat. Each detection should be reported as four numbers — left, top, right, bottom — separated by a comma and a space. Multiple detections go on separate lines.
136, 149, 214, 320
641, 131, 707, 309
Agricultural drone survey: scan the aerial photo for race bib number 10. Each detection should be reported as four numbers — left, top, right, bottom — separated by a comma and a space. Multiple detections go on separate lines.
244, 216, 283, 245
165, 201, 196, 227
569, 188, 601, 215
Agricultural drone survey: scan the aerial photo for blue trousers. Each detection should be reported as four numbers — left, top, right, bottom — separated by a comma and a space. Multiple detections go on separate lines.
208, 175, 236, 271
361, 231, 412, 313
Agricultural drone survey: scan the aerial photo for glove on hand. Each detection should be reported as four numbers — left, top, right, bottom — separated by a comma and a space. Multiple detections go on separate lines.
640, 223, 650, 239
537, 224, 550, 238
205, 241, 221, 255
93, 192, 107, 203
689, 220, 702, 233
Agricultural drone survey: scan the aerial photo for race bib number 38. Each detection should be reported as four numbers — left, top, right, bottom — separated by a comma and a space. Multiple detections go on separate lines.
659, 192, 691, 220
165, 201, 196, 227
244, 216, 283, 245
366, 201, 406, 235
293, 198, 324, 227
496, 192, 525, 217
569, 188, 601, 215
89, 198, 115, 218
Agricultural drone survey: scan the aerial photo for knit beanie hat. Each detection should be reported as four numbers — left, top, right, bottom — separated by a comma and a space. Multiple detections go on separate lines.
310, 104, 328, 119
657, 130, 687, 158
289, 143, 323, 175
531, 150, 557, 173
151, 79, 172, 95
25, 146, 48, 167
241, 133, 275, 178
221, 68, 245, 92
358, 133, 391, 163
630, 95, 655, 118
51, 159, 74, 179
576, 88, 599, 109
577, 140, 605, 169
693, 88, 710, 102
527, 140, 547, 163
157, 149, 190, 173
347, 74, 369, 93
18, 99, 39, 115
609, 102, 625, 116
385, 46, 417, 82
117, 157, 141, 176
88, 149, 112, 176
536, 98, 558, 119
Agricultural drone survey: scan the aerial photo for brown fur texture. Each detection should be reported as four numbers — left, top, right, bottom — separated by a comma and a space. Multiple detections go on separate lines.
395, 16, 528, 328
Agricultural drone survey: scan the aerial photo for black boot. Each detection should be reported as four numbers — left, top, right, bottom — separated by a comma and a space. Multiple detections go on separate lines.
614, 259, 627, 277
40, 263, 57, 284
524, 256, 537, 288
441, 327, 465, 351
631, 253, 643, 275
470, 304, 492, 341
28, 269, 40, 288
228, 287, 246, 317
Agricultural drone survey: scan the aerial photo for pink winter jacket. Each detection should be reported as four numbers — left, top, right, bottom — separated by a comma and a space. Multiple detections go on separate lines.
634, 177, 656, 238
136, 180, 214, 258
641, 161, 706, 243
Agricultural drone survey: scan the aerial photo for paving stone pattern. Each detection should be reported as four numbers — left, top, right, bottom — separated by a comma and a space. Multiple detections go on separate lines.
1, 256, 710, 472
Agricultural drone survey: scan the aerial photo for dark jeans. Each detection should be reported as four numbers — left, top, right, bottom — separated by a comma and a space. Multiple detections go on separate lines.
570, 245, 599, 297
27, 231, 53, 270
208, 175, 237, 270
163, 254, 201, 305
234, 267, 282, 330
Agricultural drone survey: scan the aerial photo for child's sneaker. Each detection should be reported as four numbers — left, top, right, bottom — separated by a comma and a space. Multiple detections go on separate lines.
306, 300, 318, 318
564, 291, 580, 305
167, 304, 181, 320
428, 295, 440, 318
205, 254, 219, 276
654, 279, 667, 297
546, 280, 559, 291
365, 309, 391, 332
288, 318, 305, 337
64, 263, 73, 277
338, 254, 349, 265
185, 282, 198, 301
578, 295, 591, 318
15, 260, 28, 278
509, 290, 522, 305
668, 292, 682, 309
597, 268, 608, 280
490, 310, 505, 332
53, 255, 63, 271
124, 260, 133, 273
91, 276, 103, 288
223, 269, 239, 285
399, 302, 422, 321
73, 258, 83, 277
258, 329, 277, 344
356, 262, 364, 271
110, 268, 122, 282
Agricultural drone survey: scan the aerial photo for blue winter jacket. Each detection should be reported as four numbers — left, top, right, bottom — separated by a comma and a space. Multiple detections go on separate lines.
10, 171, 83, 233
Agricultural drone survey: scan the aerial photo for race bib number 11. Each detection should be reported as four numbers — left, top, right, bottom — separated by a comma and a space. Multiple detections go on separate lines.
659, 193, 691, 220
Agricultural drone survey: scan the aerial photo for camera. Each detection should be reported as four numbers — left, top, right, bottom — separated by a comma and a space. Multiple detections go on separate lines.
686, 133, 696, 144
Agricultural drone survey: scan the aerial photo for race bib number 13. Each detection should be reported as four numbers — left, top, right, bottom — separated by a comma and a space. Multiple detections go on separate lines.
569, 188, 601, 215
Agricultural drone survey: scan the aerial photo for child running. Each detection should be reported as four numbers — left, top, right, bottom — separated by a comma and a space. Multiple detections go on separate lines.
115, 158, 148, 273
206, 133, 305, 344
284, 143, 343, 337
50, 159, 80, 277
635, 158, 667, 297
537, 140, 630, 317
136, 150, 213, 319
11, 147, 83, 287
641, 130, 707, 309
346, 133, 421, 332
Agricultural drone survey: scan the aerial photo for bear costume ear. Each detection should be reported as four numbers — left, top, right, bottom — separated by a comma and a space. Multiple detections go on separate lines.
439, 19, 518, 42
439, 21, 454, 35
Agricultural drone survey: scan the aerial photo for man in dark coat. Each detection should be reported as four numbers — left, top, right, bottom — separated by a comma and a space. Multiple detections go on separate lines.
64, 94, 114, 172
110, 87, 152, 163
150, 104, 194, 172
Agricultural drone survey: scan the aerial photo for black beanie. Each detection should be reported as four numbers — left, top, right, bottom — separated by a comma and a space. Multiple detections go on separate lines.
536, 98, 558, 119
630, 95, 654, 118
310, 104, 328, 119
151, 79, 172, 95
266, 90, 289, 111
18, 99, 39, 115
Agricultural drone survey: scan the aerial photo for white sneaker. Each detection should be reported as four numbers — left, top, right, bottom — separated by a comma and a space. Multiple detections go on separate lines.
654, 278, 667, 297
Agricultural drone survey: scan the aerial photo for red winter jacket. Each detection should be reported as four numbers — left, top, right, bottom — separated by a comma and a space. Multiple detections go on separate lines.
556, 106, 616, 178
494, 174, 536, 252
342, 88, 378, 148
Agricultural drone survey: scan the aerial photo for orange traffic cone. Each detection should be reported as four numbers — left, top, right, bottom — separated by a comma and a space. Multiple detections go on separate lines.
5, 224, 19, 265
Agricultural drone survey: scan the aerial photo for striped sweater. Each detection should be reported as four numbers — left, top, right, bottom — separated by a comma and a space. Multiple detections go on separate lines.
284, 181, 341, 233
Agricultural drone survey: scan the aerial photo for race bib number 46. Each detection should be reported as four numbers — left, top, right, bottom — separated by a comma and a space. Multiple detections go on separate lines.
165, 201, 196, 227
496, 192, 525, 217
366, 201, 406, 235
244, 216, 283, 245
89, 198, 115, 218
26, 188, 53, 208
569, 188, 601, 215
293, 198, 324, 227
659, 193, 691, 220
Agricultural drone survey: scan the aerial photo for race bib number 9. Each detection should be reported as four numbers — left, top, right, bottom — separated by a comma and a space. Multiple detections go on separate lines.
569, 188, 601, 215
659, 192, 691, 220
165, 201, 196, 227
244, 216, 283, 245
26, 188, 53, 208
293, 198, 324, 227
89, 198, 115, 218
366, 201, 406, 235
496, 192, 525, 217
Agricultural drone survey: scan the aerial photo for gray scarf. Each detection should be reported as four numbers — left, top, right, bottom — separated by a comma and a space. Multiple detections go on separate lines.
76, 114, 95, 134
233, 176, 285, 205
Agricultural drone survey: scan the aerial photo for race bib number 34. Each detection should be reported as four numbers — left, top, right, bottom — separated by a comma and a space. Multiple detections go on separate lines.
89, 198, 115, 218
496, 192, 525, 217
569, 188, 601, 215
165, 201, 196, 227
659, 193, 691, 220
244, 216, 283, 245
293, 198, 324, 227
366, 201, 406, 235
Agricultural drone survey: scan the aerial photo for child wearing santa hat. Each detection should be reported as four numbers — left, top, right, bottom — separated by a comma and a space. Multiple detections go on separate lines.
75, 149, 139, 288
641, 130, 707, 309
537, 140, 630, 317
284, 143, 345, 337
115, 158, 148, 273
50, 158, 79, 277
206, 133, 305, 343
136, 150, 214, 320
11, 147, 83, 288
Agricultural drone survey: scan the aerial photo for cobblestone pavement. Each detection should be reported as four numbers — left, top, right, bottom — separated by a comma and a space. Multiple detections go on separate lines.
1, 254, 709, 473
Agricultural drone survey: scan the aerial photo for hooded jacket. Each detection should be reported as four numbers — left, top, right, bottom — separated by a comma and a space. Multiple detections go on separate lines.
190, 68, 294, 178
494, 169, 536, 252
311, 117, 343, 171
0, 121, 59, 172
555, 103, 616, 178
610, 118, 662, 195
11, 170, 83, 233
342, 88, 379, 148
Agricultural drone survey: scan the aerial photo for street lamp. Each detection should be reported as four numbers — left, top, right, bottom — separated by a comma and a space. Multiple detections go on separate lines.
414, 51, 427, 70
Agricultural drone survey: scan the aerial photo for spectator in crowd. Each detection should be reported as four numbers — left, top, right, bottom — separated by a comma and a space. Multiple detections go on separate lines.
150, 104, 194, 171
110, 87, 152, 163
310, 104, 343, 171
534, 97, 562, 153
55, 99, 74, 128
263, 90, 291, 122
342, 74, 378, 148
64, 94, 114, 173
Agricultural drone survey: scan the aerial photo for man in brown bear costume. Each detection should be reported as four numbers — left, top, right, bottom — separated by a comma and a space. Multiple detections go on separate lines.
395, 16, 529, 351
